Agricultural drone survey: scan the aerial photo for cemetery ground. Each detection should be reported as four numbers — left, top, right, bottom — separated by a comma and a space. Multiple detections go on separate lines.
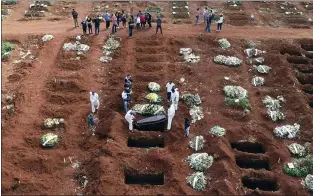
1, 1, 313, 195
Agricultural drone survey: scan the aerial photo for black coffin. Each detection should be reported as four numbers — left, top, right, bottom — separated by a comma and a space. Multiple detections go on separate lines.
134, 115, 167, 131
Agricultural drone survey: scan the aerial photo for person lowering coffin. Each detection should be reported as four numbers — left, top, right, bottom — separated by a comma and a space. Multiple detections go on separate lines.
125, 110, 136, 132
122, 90, 129, 113
166, 104, 176, 131
173, 88, 179, 110
166, 81, 175, 102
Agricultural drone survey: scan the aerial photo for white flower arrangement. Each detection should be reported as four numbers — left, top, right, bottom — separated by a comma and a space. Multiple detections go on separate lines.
274, 123, 300, 139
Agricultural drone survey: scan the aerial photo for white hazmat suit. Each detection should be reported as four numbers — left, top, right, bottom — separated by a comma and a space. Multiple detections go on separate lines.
173, 88, 179, 110
125, 110, 135, 131
167, 104, 175, 130
90, 92, 100, 113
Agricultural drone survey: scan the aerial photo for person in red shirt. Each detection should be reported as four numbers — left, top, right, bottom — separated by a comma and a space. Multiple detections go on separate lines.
112, 13, 118, 34
140, 13, 146, 28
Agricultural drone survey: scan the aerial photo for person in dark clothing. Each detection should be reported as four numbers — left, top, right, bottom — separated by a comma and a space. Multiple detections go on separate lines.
146, 12, 152, 27
122, 11, 127, 28
128, 15, 135, 37
116, 11, 121, 27
125, 75, 133, 86
72, 9, 78, 27
86, 17, 93, 34
81, 20, 87, 34
205, 13, 211, 32
208, 10, 213, 25
93, 15, 101, 35
88, 113, 96, 136
184, 118, 190, 137
156, 17, 162, 34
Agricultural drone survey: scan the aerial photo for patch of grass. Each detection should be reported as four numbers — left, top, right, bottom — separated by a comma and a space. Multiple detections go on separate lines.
146, 6, 161, 13
283, 157, 313, 177
1, 41, 14, 60
225, 97, 252, 111
1, 0, 17, 5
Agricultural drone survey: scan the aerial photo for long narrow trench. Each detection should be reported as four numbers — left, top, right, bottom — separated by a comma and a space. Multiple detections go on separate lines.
281, 45, 313, 108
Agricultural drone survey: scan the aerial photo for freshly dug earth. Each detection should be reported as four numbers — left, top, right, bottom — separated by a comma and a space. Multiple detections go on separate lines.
2, 1, 313, 196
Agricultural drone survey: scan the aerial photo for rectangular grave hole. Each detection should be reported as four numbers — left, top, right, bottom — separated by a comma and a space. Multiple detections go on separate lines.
280, 48, 302, 56
287, 56, 309, 64
242, 176, 278, 191
231, 142, 265, 154
301, 44, 313, 52
125, 172, 164, 185
127, 137, 164, 148
236, 157, 271, 171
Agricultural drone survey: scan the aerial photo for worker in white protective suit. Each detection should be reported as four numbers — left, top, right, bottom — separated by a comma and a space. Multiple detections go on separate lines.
90, 91, 100, 113
166, 104, 175, 131
173, 88, 179, 110
125, 110, 136, 131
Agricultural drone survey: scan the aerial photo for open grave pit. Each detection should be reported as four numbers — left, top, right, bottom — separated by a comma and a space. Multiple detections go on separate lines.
296, 72, 313, 85
135, 46, 169, 54
301, 44, 313, 52
287, 56, 309, 64
124, 169, 164, 185
302, 84, 313, 95
293, 64, 313, 74
136, 39, 164, 47
280, 47, 302, 56
242, 176, 279, 192
304, 52, 313, 59
57, 57, 87, 70
135, 62, 166, 72
225, 12, 250, 26
46, 78, 87, 93
284, 16, 311, 27
135, 54, 167, 63
235, 156, 271, 171
231, 141, 265, 154
45, 92, 87, 105
127, 135, 164, 148
133, 73, 164, 82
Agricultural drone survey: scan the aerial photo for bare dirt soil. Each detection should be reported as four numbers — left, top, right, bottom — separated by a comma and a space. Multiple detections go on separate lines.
2, 1, 313, 195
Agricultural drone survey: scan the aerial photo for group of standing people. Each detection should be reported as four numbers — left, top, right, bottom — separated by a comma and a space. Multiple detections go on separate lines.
122, 79, 189, 137
196, 7, 224, 33
72, 8, 163, 38
128, 11, 163, 38
165, 81, 189, 137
